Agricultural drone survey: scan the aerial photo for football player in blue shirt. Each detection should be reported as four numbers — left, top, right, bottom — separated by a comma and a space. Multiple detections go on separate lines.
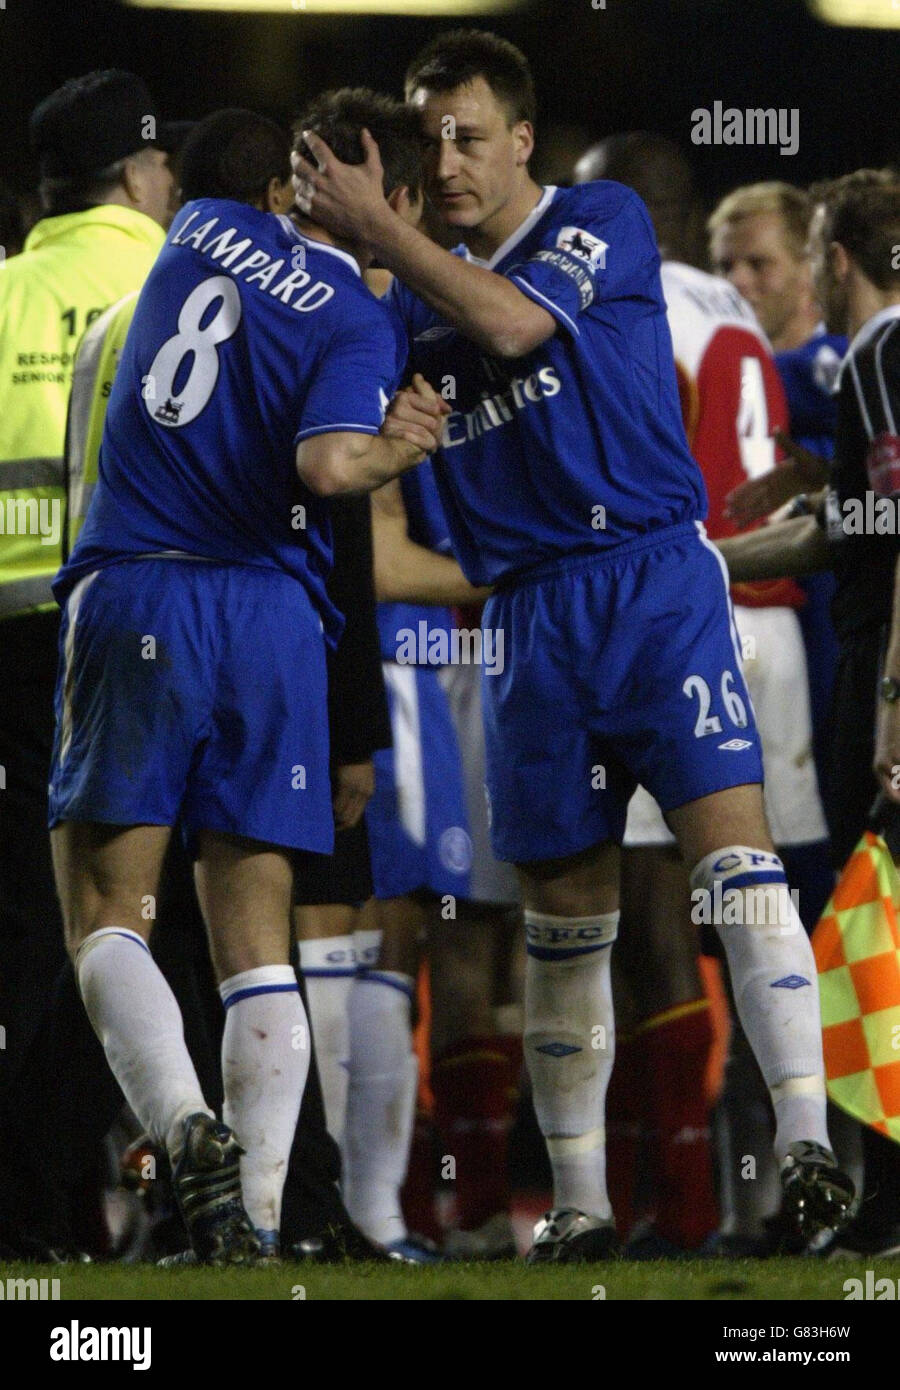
48, 101, 447, 1265
292, 32, 857, 1260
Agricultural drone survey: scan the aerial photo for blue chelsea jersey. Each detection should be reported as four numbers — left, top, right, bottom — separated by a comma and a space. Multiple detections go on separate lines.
775, 328, 847, 458
388, 181, 707, 587
57, 199, 407, 642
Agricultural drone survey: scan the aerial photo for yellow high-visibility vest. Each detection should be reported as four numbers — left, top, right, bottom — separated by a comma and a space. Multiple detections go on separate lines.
0, 204, 164, 619
65, 292, 140, 556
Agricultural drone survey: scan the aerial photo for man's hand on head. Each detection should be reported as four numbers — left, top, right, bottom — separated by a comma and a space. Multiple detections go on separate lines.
381, 374, 450, 457
292, 128, 391, 244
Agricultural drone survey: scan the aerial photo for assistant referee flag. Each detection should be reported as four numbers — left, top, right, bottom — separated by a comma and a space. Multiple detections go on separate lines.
813, 831, 900, 1143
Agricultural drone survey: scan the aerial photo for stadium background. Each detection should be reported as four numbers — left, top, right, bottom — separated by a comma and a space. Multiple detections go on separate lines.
1, 0, 898, 209
1, 0, 899, 1318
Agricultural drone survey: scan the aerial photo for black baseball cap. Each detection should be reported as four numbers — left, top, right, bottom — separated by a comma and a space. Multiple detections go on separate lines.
29, 69, 182, 179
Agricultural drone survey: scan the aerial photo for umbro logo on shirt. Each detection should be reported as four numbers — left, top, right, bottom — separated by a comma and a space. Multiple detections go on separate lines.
718, 738, 753, 751
414, 326, 456, 342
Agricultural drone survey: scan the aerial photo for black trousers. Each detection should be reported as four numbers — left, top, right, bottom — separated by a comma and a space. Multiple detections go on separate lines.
825, 623, 900, 1236
0, 612, 67, 1099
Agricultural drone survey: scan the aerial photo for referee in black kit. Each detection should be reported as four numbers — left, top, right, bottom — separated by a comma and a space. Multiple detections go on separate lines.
719, 169, 900, 1255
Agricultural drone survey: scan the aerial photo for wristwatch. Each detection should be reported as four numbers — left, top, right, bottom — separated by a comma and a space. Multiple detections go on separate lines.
786, 493, 812, 518
881, 676, 900, 703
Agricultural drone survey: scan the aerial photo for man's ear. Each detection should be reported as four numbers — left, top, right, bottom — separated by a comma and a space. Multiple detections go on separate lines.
387, 184, 423, 227
513, 120, 535, 168
830, 240, 851, 284
266, 176, 295, 215
119, 155, 143, 206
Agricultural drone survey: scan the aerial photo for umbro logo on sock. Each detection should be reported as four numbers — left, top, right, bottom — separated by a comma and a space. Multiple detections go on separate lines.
771, 975, 811, 989
535, 1042, 582, 1058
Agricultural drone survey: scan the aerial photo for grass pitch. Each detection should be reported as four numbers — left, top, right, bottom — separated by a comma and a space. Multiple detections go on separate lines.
4, 1256, 896, 1300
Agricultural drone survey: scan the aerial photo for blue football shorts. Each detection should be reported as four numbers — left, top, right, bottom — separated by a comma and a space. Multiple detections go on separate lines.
366, 662, 472, 900
481, 521, 764, 865
48, 557, 333, 854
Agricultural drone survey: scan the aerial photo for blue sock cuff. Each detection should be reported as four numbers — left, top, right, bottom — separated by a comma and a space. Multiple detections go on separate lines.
355, 969, 415, 1000
219, 964, 299, 1009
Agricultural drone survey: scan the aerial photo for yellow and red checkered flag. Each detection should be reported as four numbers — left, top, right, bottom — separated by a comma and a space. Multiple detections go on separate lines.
812, 831, 900, 1142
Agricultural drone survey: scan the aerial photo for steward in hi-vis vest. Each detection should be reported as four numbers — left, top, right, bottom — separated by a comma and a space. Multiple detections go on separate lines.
0, 69, 175, 1130
0, 67, 175, 617
0, 213, 162, 613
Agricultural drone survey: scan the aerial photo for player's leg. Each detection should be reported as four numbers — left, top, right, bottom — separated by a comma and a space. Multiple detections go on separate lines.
293, 901, 358, 1144
428, 899, 521, 1259
612, 528, 854, 1246
618, 839, 720, 1254
668, 778, 853, 1242
478, 574, 626, 1262
52, 819, 217, 1159
54, 820, 263, 1265
342, 662, 470, 1257
182, 564, 333, 1260
342, 893, 424, 1252
292, 814, 375, 1146
515, 840, 622, 1259
683, 605, 836, 1250
194, 830, 310, 1256
47, 560, 259, 1263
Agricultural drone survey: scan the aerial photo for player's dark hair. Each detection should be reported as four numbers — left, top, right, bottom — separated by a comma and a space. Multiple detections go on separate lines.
404, 29, 536, 127
575, 133, 698, 261
810, 170, 900, 291
178, 109, 291, 206
293, 88, 422, 202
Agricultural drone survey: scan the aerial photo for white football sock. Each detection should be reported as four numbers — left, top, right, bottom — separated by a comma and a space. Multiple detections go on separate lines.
75, 927, 212, 1159
297, 935, 355, 1144
691, 847, 830, 1162
524, 911, 619, 1221
353, 927, 382, 970
342, 970, 417, 1246
219, 964, 310, 1235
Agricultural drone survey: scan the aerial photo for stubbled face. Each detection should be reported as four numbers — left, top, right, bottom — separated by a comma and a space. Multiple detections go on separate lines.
710, 210, 809, 342
807, 203, 848, 337
409, 76, 531, 235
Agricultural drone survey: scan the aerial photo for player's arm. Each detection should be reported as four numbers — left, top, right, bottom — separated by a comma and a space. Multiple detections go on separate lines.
371, 477, 491, 606
715, 512, 830, 581
294, 131, 556, 359
725, 430, 829, 526
297, 374, 448, 496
